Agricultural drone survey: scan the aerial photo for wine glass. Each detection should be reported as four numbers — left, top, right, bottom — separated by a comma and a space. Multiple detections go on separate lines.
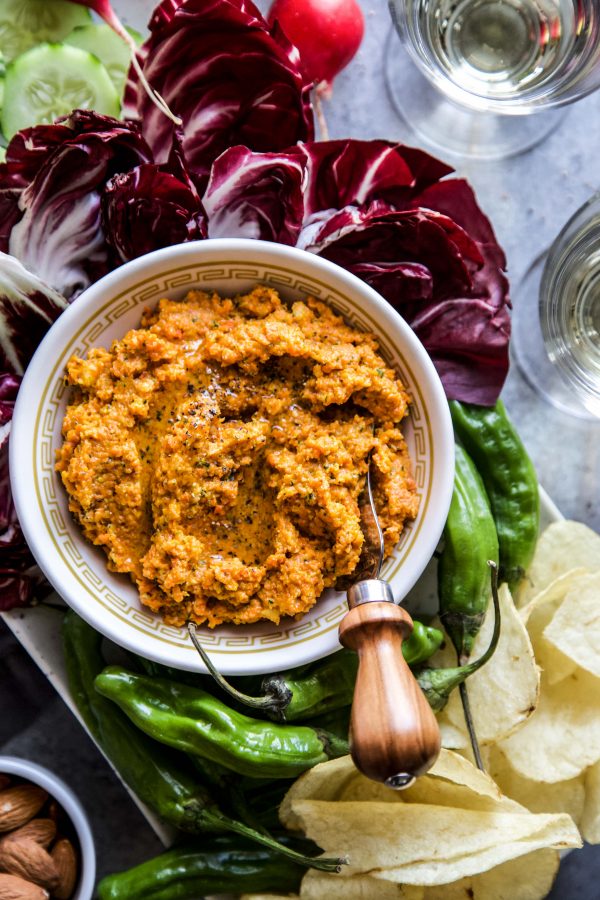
386, 0, 600, 159
511, 193, 600, 419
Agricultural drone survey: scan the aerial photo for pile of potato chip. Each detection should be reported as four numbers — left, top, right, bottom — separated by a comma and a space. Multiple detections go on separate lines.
438, 520, 600, 841
241, 520, 600, 900
495, 521, 600, 840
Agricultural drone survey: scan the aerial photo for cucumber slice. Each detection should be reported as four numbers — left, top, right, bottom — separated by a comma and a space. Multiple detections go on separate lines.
0, 0, 91, 63
0, 51, 5, 111
65, 23, 143, 98
0, 147, 5, 162
1, 43, 121, 139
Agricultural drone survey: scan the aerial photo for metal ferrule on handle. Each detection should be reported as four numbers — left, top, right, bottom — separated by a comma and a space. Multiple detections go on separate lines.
347, 579, 394, 608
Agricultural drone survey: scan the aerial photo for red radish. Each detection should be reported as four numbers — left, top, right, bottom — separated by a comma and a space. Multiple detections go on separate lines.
267, 0, 365, 98
68, 0, 181, 124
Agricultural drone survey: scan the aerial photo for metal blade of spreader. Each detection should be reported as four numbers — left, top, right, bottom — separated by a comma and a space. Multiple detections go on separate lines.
337, 461, 385, 590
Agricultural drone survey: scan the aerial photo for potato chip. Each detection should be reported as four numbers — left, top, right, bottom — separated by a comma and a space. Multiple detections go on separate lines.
281, 751, 580, 887
579, 759, 600, 844
401, 749, 523, 813
288, 798, 576, 883
371, 810, 576, 884
281, 751, 509, 828
300, 872, 424, 899
297, 852, 558, 900
538, 643, 578, 687
438, 718, 468, 751
541, 572, 600, 679
432, 585, 539, 748
337, 778, 400, 803
422, 849, 559, 900
499, 665, 600, 782
340, 768, 515, 813
516, 521, 600, 607
280, 756, 358, 831
485, 745, 585, 824
423, 882, 477, 900
519, 568, 588, 684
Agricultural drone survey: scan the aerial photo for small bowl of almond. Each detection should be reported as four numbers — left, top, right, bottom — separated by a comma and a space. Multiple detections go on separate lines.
0, 757, 95, 900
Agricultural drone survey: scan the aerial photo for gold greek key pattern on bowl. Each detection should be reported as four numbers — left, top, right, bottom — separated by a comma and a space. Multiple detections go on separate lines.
36, 261, 433, 652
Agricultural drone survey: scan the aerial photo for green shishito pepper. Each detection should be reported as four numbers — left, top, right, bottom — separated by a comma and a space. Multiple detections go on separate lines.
438, 443, 499, 663
97, 836, 306, 900
262, 621, 444, 722
418, 566, 501, 712
63, 610, 209, 835
63, 612, 344, 873
449, 399, 539, 591
94, 667, 349, 780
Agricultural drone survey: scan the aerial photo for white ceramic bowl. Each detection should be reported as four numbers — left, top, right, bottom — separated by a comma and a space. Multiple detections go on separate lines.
11, 239, 454, 674
0, 755, 95, 900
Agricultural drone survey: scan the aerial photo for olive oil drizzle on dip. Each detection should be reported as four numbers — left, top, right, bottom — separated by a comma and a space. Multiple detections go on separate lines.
56, 287, 419, 628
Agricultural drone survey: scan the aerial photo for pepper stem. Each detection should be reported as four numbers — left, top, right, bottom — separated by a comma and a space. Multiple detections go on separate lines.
194, 803, 347, 873
458, 561, 500, 771
187, 623, 290, 714
459, 681, 484, 770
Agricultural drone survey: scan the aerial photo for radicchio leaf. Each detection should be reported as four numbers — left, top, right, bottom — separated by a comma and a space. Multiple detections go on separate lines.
0, 252, 67, 376
203, 146, 306, 244
409, 179, 509, 315
0, 128, 65, 251
298, 139, 453, 218
0, 260, 69, 610
6, 111, 152, 299
123, 0, 314, 188
305, 202, 510, 404
149, 0, 184, 28
0, 372, 49, 611
0, 170, 25, 255
102, 164, 207, 263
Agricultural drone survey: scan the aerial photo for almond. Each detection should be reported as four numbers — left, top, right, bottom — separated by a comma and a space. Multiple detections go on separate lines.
44, 804, 59, 828
49, 840, 77, 900
0, 840, 59, 892
0, 873, 49, 900
0, 779, 10, 793
0, 788, 47, 834
0, 822, 56, 851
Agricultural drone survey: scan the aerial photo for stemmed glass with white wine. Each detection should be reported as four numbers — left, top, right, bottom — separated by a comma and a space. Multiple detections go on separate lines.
512, 194, 600, 420
386, 0, 600, 159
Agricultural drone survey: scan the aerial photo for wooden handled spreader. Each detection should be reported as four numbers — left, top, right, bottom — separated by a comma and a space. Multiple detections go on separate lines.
338, 465, 441, 788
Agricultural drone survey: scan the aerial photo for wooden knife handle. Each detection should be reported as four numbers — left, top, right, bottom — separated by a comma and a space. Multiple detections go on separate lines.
339, 601, 441, 787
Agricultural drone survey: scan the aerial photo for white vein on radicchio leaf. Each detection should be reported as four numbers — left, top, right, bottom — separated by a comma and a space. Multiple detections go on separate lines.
122, 0, 315, 189
0, 125, 74, 250
0, 254, 68, 611
0, 253, 67, 376
5, 111, 153, 300
203, 146, 306, 244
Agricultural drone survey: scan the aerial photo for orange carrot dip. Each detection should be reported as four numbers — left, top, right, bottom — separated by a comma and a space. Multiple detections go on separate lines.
56, 287, 419, 627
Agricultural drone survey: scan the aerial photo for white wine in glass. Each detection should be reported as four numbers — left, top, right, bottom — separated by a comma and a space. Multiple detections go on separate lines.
387, 0, 600, 158
512, 194, 600, 419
